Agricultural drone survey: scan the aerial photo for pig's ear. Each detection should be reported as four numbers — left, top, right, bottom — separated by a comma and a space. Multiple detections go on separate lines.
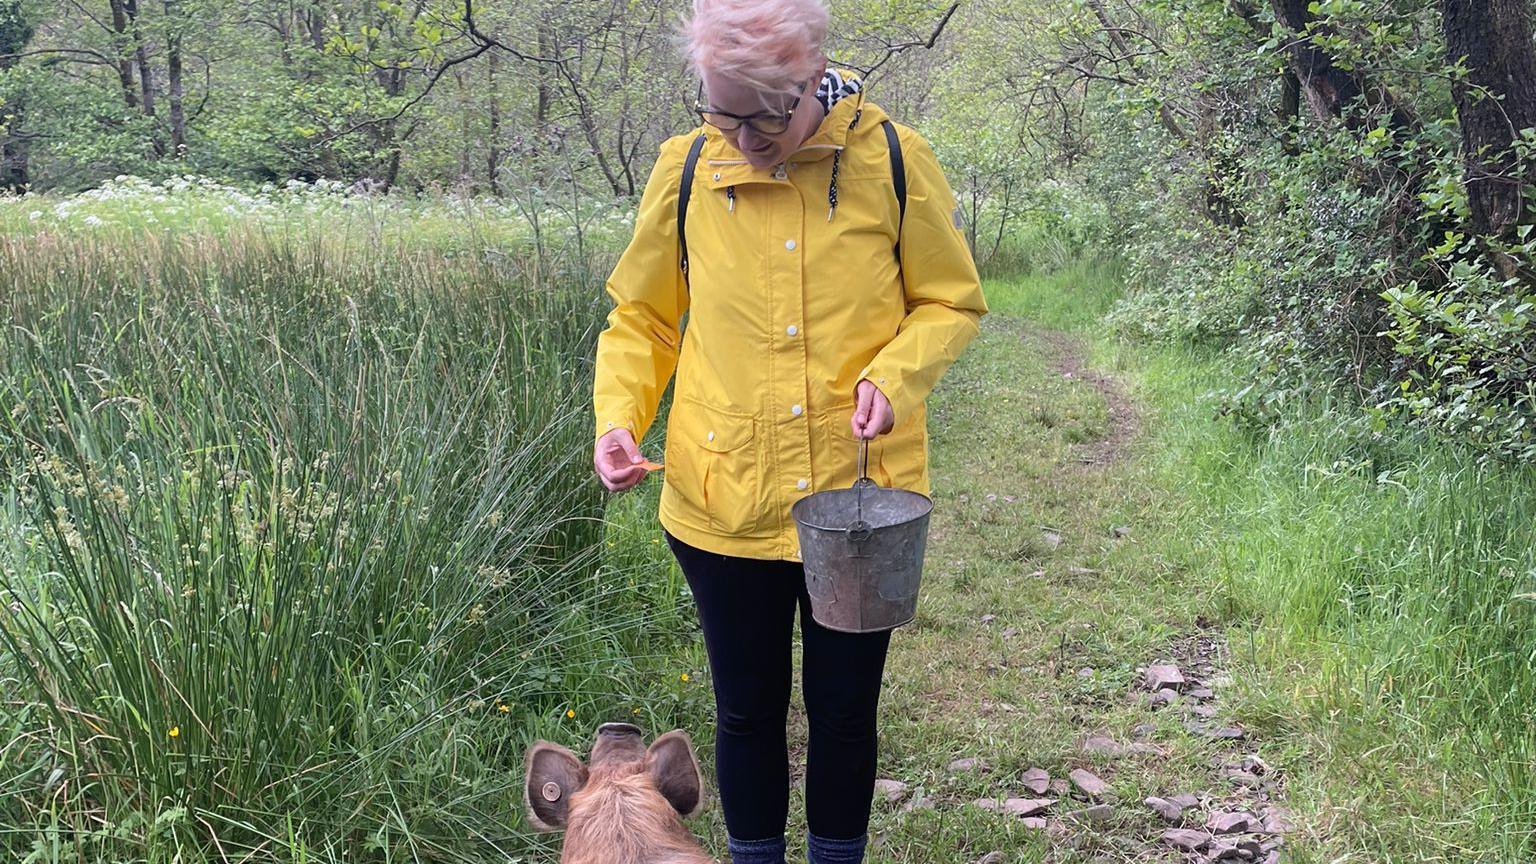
525, 741, 588, 831
646, 729, 705, 818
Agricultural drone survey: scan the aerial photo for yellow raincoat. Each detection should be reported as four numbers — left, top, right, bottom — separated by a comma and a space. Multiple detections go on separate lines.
593, 78, 988, 561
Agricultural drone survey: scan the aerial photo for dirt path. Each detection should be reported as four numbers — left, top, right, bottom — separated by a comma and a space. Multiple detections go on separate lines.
1028, 327, 1140, 469
840, 315, 1293, 862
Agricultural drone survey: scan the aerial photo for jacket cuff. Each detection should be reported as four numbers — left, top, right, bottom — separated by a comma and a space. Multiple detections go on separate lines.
856, 366, 908, 429
596, 416, 639, 444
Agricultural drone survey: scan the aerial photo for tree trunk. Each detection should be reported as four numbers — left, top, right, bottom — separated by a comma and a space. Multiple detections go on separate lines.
307, 1, 325, 52
1440, 0, 1536, 240
1269, 0, 1416, 133
164, 0, 185, 158
123, 0, 156, 118
1278, 69, 1301, 156
487, 48, 502, 195
535, 22, 553, 131
107, 0, 139, 108
0, 0, 31, 190
1083, 0, 1189, 142
1, 107, 26, 191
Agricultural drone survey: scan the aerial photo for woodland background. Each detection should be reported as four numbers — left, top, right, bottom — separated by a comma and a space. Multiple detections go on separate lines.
2, 0, 1534, 861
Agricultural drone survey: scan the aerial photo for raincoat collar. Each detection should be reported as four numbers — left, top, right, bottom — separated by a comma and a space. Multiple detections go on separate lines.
700, 73, 887, 185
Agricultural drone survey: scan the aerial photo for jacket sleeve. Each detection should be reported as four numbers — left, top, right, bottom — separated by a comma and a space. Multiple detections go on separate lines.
592, 136, 691, 446
857, 126, 989, 427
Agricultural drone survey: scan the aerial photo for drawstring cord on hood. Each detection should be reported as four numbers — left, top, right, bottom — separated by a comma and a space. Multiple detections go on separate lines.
717, 91, 866, 220
827, 107, 863, 222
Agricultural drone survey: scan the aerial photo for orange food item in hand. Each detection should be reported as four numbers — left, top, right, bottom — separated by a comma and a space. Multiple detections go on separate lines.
638, 460, 664, 472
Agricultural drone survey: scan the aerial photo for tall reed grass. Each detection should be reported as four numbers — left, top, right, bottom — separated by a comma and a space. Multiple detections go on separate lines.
0, 218, 697, 861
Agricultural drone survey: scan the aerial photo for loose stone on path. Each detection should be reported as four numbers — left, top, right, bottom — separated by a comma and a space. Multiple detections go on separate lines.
1161, 828, 1210, 852
1021, 767, 1051, 794
1144, 795, 1185, 822
901, 787, 933, 813
873, 778, 907, 805
948, 756, 988, 774
1002, 798, 1056, 817
1082, 735, 1122, 755
1144, 664, 1187, 692
1068, 768, 1111, 800
1066, 803, 1114, 824
1206, 810, 1256, 834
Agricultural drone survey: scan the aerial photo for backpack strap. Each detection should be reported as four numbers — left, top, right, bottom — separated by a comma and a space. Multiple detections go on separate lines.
881, 119, 906, 264
677, 132, 708, 288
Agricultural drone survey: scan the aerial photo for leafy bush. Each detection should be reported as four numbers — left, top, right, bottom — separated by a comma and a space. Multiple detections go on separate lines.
1378, 248, 1536, 460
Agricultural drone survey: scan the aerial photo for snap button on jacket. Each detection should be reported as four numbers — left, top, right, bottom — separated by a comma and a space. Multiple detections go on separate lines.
593, 84, 988, 561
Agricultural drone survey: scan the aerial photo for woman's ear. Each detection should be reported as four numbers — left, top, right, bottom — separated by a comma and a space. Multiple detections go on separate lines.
524, 741, 588, 831
645, 730, 706, 818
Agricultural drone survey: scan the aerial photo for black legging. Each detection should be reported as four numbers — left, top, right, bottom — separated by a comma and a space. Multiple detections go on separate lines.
664, 529, 891, 842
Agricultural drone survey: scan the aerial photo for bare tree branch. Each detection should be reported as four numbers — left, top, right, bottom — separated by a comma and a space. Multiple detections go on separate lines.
834, 2, 960, 81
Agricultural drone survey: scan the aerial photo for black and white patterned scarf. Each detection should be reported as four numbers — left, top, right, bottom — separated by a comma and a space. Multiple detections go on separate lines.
815, 68, 862, 113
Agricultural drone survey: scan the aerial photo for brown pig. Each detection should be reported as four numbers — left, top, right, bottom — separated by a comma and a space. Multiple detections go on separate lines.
524, 722, 715, 864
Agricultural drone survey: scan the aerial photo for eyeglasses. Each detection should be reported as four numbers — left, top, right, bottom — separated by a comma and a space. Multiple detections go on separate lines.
693, 80, 807, 136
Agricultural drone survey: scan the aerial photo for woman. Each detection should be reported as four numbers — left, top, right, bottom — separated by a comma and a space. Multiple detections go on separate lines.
591, 1, 987, 861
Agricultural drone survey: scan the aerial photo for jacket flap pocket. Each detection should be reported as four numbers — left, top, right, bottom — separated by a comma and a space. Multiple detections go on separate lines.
676, 401, 754, 453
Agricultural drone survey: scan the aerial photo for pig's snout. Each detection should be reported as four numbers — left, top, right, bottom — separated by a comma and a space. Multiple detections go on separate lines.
598, 722, 643, 738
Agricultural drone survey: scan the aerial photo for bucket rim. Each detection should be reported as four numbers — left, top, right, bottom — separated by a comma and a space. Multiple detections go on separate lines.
790, 486, 933, 533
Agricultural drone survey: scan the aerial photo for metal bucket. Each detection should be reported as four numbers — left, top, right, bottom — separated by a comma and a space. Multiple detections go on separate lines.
790, 438, 932, 633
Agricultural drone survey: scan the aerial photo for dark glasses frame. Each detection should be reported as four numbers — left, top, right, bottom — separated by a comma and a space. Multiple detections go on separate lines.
692, 79, 809, 136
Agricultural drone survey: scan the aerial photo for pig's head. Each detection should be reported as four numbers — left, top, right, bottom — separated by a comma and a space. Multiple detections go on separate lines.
523, 723, 706, 839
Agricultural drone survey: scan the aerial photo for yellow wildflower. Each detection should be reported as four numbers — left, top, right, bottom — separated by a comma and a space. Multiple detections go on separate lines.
168, 726, 180, 738
498, 704, 510, 714
566, 709, 575, 719
680, 673, 690, 682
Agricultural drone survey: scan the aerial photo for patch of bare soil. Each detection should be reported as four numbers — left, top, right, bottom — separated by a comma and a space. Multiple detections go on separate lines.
1029, 327, 1140, 467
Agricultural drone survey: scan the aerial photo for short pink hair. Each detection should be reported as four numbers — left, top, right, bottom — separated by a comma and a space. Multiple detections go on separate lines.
682, 0, 829, 96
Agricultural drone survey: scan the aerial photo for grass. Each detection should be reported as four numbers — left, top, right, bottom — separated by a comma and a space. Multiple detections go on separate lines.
1138, 370, 1536, 861
0, 214, 707, 862
975, 262, 1536, 861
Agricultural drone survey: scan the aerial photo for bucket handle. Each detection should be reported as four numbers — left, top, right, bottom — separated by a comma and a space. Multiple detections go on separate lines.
847, 437, 877, 557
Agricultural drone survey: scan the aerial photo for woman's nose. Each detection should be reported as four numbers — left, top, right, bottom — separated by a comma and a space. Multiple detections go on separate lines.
737, 128, 766, 150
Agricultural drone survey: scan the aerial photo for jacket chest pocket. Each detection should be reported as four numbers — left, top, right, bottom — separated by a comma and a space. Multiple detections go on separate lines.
664, 399, 765, 536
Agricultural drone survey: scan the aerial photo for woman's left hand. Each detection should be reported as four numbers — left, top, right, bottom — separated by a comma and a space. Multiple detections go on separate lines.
851, 379, 895, 439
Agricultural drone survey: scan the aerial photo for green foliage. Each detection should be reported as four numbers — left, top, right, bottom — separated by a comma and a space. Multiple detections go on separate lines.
1162, 368, 1536, 858
1042, 0, 1535, 462
1379, 228, 1536, 461
0, 201, 700, 860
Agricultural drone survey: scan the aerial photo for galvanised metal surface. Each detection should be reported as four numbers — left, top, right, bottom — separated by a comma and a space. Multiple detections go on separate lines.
791, 439, 932, 633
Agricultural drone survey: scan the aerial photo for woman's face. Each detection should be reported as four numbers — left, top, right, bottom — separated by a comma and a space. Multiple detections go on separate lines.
699, 65, 824, 170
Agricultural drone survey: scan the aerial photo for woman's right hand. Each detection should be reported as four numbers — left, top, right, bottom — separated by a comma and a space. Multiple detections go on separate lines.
594, 428, 651, 492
